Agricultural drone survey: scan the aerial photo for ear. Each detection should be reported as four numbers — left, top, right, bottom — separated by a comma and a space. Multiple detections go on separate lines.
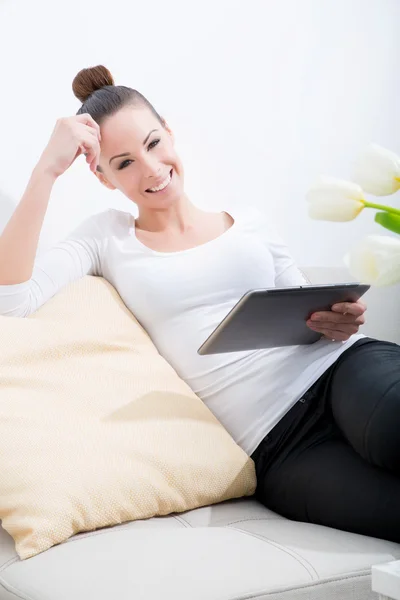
94, 170, 116, 190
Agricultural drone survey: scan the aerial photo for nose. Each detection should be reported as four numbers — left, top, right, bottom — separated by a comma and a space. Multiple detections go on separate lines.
142, 155, 162, 179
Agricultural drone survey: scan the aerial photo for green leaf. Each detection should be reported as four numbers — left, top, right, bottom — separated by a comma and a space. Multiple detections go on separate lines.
375, 211, 400, 234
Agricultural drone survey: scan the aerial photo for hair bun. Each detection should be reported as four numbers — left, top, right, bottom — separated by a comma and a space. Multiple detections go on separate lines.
72, 65, 115, 103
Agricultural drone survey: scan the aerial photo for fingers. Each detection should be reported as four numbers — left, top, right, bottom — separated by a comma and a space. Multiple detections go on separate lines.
308, 320, 359, 334
81, 148, 98, 173
308, 311, 365, 326
308, 320, 360, 343
331, 300, 367, 317
307, 299, 366, 341
76, 112, 101, 140
76, 114, 101, 173
81, 145, 98, 173
80, 128, 101, 173
308, 317, 360, 332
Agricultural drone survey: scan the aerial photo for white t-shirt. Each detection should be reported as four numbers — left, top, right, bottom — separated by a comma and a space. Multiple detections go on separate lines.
0, 205, 365, 455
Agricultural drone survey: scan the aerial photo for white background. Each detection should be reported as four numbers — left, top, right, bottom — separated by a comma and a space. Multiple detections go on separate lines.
0, 0, 399, 270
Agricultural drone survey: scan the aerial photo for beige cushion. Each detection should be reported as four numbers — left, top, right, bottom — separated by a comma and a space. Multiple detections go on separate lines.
0, 276, 256, 560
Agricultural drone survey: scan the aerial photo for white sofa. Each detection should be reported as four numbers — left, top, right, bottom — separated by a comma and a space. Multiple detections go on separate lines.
0, 267, 399, 600
1, 497, 399, 600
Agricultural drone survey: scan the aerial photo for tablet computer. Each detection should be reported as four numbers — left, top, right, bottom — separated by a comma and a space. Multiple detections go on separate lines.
197, 283, 370, 355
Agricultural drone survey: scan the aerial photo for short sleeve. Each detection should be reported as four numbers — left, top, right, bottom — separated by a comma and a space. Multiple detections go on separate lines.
0, 210, 112, 318
251, 207, 309, 287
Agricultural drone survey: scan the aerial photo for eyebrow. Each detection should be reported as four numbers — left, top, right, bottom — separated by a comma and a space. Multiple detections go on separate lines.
109, 129, 159, 166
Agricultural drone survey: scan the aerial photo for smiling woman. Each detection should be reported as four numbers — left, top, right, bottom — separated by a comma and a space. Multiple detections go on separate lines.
72, 65, 186, 218
0, 64, 400, 547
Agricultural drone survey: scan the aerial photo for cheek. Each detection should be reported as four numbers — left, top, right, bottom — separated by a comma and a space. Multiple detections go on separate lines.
171, 152, 183, 173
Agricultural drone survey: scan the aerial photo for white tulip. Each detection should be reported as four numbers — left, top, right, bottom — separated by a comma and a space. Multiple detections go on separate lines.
344, 235, 400, 286
306, 176, 365, 221
351, 143, 400, 196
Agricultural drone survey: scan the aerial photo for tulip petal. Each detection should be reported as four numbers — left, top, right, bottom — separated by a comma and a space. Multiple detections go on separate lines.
352, 143, 400, 196
344, 235, 400, 286
306, 176, 365, 222
306, 176, 365, 202
308, 198, 364, 221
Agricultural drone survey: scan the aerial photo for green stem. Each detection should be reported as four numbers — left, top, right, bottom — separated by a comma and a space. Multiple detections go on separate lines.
364, 200, 400, 216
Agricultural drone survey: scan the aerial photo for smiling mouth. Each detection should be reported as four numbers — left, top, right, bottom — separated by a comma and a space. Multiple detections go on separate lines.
146, 169, 173, 193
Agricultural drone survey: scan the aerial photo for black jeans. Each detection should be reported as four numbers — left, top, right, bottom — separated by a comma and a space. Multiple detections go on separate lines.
251, 337, 400, 543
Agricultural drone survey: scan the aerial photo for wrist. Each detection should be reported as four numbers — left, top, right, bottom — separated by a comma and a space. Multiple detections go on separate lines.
32, 161, 59, 183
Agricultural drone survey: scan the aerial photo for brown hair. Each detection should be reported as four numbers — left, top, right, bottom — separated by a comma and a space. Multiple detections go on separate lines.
72, 65, 165, 172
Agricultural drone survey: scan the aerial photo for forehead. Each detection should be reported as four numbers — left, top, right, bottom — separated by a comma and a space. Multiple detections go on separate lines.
101, 106, 159, 149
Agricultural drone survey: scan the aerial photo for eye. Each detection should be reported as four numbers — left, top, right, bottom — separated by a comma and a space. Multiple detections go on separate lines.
118, 159, 132, 170
148, 138, 160, 150
118, 139, 160, 170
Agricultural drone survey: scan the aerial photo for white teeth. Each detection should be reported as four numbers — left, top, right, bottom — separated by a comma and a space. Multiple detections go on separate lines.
148, 171, 172, 193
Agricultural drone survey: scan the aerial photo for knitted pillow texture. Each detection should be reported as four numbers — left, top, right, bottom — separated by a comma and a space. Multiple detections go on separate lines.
0, 276, 256, 559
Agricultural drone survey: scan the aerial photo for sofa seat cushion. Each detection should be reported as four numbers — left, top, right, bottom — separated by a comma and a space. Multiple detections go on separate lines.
1, 498, 399, 600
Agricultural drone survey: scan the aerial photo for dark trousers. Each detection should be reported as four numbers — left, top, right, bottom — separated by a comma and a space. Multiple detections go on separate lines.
251, 337, 400, 543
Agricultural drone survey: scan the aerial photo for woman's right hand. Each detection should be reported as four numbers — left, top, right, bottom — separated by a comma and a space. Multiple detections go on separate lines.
37, 113, 102, 179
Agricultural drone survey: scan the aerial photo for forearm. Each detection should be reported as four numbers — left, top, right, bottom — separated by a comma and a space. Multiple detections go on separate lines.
0, 164, 57, 284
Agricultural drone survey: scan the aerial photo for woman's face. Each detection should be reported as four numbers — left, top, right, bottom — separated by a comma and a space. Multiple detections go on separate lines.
96, 105, 184, 209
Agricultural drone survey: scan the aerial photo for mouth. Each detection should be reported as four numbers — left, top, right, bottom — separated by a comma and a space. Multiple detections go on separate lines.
146, 169, 173, 194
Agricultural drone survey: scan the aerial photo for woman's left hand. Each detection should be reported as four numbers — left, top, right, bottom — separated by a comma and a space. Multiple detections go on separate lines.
306, 299, 367, 341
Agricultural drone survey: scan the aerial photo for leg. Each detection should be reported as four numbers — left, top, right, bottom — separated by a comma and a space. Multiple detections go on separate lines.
255, 435, 400, 543
329, 339, 400, 474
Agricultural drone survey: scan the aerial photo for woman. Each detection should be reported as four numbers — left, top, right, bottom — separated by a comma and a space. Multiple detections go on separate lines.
0, 65, 399, 542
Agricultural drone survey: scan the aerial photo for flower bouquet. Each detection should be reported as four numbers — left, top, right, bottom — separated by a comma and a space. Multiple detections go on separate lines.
306, 143, 400, 286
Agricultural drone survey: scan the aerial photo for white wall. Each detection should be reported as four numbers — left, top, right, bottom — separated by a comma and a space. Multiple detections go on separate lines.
0, 0, 399, 339
0, 190, 14, 236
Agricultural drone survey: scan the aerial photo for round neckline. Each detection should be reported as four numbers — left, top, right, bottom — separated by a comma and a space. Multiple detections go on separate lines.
130, 210, 237, 256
